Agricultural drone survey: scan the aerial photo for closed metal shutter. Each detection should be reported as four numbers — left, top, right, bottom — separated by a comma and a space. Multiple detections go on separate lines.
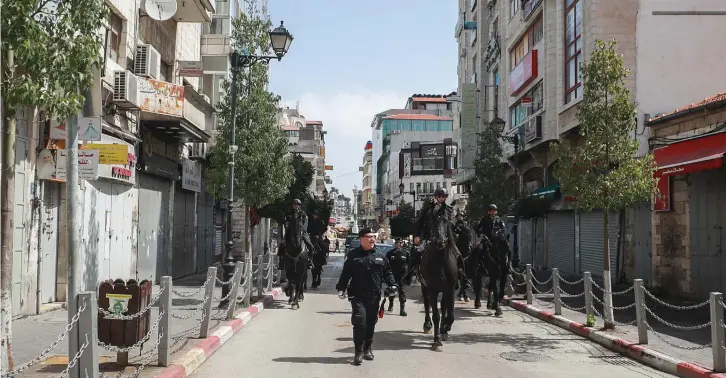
518, 219, 533, 265
579, 211, 620, 279
547, 211, 576, 274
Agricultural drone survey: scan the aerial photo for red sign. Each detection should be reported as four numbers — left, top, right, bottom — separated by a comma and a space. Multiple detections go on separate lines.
510, 49, 538, 96
653, 132, 726, 176
653, 173, 671, 212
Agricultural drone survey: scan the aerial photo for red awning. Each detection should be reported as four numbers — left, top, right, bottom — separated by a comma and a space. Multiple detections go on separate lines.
653, 132, 726, 177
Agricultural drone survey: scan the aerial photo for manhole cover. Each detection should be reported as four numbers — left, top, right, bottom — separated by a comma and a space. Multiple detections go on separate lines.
500, 351, 550, 362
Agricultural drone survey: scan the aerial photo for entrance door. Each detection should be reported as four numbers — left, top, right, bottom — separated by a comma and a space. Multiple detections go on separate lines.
196, 190, 215, 273
689, 169, 726, 297
137, 174, 171, 283
40, 183, 60, 303
12, 136, 28, 315
173, 187, 196, 278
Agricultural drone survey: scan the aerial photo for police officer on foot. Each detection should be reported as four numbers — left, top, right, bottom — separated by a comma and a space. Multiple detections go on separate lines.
385, 238, 410, 316
336, 228, 397, 366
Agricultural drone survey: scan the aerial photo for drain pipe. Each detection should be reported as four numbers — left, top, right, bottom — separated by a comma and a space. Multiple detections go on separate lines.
616, 208, 625, 284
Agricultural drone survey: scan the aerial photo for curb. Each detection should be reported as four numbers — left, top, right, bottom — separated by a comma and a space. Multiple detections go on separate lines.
154, 287, 283, 378
503, 298, 726, 378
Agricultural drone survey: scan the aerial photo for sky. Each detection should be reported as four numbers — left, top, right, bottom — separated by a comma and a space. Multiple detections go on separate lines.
266, 0, 459, 198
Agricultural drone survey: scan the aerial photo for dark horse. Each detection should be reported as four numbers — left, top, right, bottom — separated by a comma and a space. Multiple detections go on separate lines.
416, 225, 460, 352
282, 231, 309, 310
471, 228, 512, 312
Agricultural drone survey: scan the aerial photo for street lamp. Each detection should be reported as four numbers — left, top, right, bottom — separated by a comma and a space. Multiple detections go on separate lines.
220, 20, 294, 308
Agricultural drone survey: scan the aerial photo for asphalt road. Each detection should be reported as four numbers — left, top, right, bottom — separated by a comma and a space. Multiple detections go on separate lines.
191, 253, 674, 378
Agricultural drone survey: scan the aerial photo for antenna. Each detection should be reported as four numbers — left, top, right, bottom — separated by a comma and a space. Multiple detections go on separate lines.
144, 0, 177, 21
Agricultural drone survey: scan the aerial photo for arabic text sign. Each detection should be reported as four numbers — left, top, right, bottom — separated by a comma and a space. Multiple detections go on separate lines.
83, 143, 128, 165
105, 293, 132, 315
181, 158, 202, 192
78, 150, 100, 180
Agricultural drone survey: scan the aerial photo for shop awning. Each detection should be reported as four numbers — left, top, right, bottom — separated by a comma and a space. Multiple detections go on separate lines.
653, 132, 726, 176
531, 185, 560, 200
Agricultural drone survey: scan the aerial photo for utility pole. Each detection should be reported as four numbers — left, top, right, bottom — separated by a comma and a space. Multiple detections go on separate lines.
66, 111, 81, 378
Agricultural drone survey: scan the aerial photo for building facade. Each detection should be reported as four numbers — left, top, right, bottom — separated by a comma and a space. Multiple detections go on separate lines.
454, 0, 726, 295
360, 142, 375, 227
10, 0, 220, 316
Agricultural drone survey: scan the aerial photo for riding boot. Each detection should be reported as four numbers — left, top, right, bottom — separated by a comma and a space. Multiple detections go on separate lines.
400, 303, 407, 317
363, 340, 374, 361
353, 328, 365, 365
387, 297, 394, 312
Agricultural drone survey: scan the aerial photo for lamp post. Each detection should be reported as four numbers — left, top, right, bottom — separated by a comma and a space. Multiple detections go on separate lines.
219, 21, 294, 308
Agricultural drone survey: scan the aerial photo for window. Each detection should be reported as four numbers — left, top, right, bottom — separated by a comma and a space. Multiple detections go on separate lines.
510, 0, 518, 19
207, 18, 230, 35
509, 16, 543, 68
443, 182, 447, 189
565, 0, 583, 104
106, 12, 123, 64
510, 81, 544, 126
410, 182, 414, 193
437, 182, 441, 189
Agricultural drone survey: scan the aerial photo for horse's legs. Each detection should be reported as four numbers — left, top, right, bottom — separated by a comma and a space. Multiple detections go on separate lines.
429, 290, 442, 352
473, 273, 482, 308
422, 285, 432, 333
442, 288, 456, 335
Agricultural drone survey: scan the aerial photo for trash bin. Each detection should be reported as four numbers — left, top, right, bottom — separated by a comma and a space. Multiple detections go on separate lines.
98, 279, 153, 348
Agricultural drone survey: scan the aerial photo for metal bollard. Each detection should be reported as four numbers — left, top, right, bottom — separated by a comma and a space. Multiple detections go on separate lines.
633, 279, 647, 344
257, 253, 265, 297
525, 264, 533, 305
552, 268, 562, 315
77, 292, 99, 378
244, 254, 252, 308
710, 292, 725, 372
226, 262, 244, 319
584, 272, 594, 320
158, 276, 172, 366
199, 267, 217, 338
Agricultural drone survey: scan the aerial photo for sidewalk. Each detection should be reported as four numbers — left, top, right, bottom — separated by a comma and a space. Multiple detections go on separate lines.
522, 270, 714, 370
11, 268, 265, 377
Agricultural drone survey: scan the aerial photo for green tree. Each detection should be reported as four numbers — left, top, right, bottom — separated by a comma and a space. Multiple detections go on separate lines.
466, 122, 516, 220
389, 200, 415, 238
304, 195, 333, 223
258, 154, 314, 223
1, 0, 106, 367
551, 40, 654, 328
205, 2, 294, 257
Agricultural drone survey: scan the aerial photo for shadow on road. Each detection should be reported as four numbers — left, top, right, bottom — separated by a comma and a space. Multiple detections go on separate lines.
272, 356, 353, 365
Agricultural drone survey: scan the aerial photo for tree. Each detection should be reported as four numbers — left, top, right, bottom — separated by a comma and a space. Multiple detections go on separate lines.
466, 122, 516, 220
389, 200, 415, 238
258, 154, 314, 223
304, 195, 333, 223
1, 0, 106, 367
551, 40, 654, 328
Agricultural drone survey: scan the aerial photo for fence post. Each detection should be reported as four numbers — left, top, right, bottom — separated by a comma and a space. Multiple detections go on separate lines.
710, 292, 725, 372
584, 272, 594, 320
257, 254, 265, 297
158, 276, 172, 366
267, 254, 273, 292
244, 254, 252, 308
525, 264, 533, 305
633, 279, 648, 344
199, 267, 217, 338
274, 255, 281, 286
77, 292, 98, 378
552, 268, 562, 315
225, 262, 243, 319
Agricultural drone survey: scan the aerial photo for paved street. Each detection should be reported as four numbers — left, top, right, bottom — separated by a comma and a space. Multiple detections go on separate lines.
191, 254, 674, 378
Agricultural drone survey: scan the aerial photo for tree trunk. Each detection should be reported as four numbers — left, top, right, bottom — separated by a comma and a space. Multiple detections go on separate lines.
603, 210, 615, 329
1, 48, 16, 370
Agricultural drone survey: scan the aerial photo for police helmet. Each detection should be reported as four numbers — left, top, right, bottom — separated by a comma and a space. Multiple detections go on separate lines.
433, 188, 448, 197
293, 199, 302, 205
488, 204, 498, 211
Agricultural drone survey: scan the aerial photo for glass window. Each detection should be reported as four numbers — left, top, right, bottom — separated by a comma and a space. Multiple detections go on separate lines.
106, 12, 123, 63
509, 81, 544, 126
443, 182, 447, 189
509, 16, 543, 69
437, 182, 441, 189
510, 0, 518, 19
412, 120, 425, 131
564, 0, 583, 104
410, 182, 414, 193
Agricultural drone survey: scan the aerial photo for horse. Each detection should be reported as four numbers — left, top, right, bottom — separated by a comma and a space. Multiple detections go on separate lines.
282, 235, 309, 310
417, 225, 460, 352
472, 228, 512, 313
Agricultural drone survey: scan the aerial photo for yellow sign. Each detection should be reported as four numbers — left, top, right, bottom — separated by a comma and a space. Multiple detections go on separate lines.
83, 143, 128, 165
325, 165, 334, 171
105, 293, 132, 315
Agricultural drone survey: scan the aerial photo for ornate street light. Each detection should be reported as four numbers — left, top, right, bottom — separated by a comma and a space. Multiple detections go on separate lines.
269, 21, 294, 59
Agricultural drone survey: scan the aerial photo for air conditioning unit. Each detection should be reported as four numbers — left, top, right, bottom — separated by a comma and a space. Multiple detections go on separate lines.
134, 44, 161, 79
112, 70, 141, 109
190, 142, 206, 159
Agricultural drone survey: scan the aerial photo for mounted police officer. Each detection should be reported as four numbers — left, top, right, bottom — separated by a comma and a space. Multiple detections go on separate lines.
385, 238, 410, 316
336, 228, 397, 366
308, 210, 328, 288
475, 204, 510, 316
453, 212, 473, 302
413, 188, 466, 279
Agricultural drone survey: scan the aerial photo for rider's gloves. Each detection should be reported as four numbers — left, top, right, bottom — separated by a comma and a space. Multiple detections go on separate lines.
337, 291, 346, 299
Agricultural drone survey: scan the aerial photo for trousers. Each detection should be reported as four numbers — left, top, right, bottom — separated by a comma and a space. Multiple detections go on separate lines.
350, 296, 380, 352
388, 277, 407, 305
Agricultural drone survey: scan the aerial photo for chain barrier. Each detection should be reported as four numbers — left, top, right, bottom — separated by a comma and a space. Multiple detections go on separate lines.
59, 333, 90, 378
97, 310, 166, 353
1, 301, 87, 378
589, 277, 634, 296
171, 293, 210, 320
643, 287, 710, 310
171, 274, 212, 298
530, 274, 552, 286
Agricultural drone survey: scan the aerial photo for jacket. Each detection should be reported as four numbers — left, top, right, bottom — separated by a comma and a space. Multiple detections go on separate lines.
336, 247, 397, 298
307, 217, 327, 238
385, 247, 410, 279
453, 220, 473, 257
476, 215, 506, 240
283, 209, 308, 243
414, 199, 455, 244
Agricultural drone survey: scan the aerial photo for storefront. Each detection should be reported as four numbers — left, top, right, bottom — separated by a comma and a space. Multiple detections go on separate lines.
172, 157, 201, 278
579, 211, 620, 279
138, 129, 179, 283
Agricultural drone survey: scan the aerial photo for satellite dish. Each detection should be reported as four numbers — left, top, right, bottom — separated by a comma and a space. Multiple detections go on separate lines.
144, 0, 177, 21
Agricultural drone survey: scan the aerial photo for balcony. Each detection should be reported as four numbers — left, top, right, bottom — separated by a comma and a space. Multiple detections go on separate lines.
173, 0, 215, 23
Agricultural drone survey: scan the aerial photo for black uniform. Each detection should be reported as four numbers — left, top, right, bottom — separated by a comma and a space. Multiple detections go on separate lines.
385, 246, 410, 314
279, 208, 311, 271
414, 199, 465, 277
476, 214, 510, 310
307, 216, 328, 255
336, 245, 397, 364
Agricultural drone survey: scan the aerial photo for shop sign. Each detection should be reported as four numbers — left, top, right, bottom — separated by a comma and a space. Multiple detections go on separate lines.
510, 49, 539, 96
421, 145, 444, 157
141, 131, 180, 180
37, 149, 99, 181
181, 158, 202, 192
83, 143, 128, 165
178, 61, 203, 77
138, 77, 184, 117
524, 116, 543, 143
